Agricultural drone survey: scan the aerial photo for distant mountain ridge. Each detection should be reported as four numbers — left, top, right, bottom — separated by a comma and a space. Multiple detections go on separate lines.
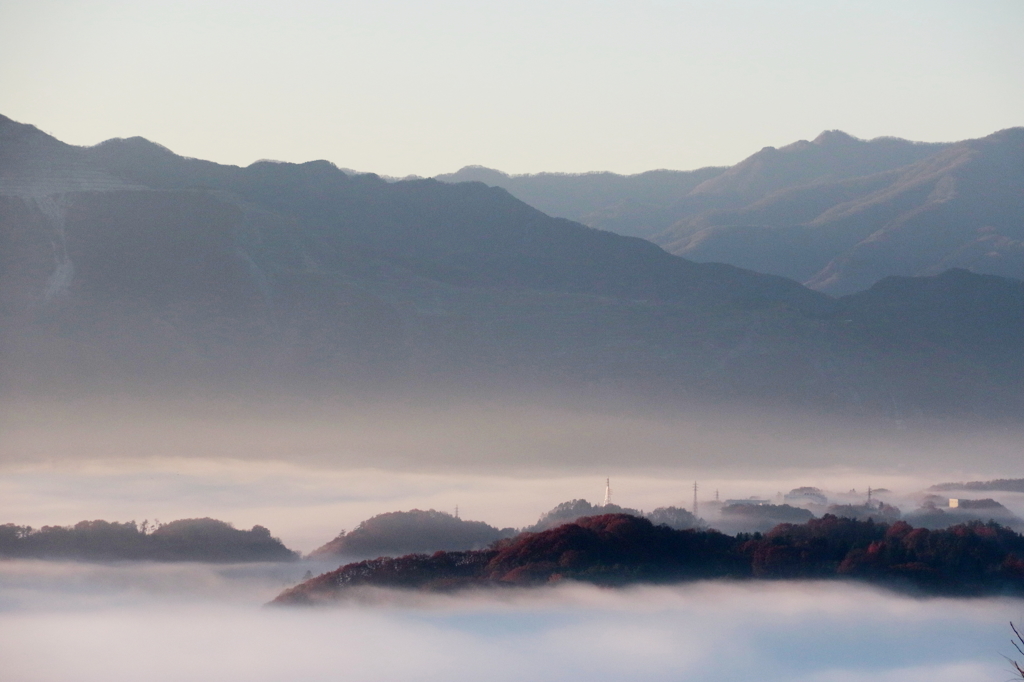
434, 165, 727, 236
2, 114, 1023, 418
436, 129, 1023, 295
930, 479, 1024, 494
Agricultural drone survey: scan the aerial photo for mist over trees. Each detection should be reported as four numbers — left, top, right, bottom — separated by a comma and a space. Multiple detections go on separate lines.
526, 499, 701, 533
930, 479, 1024, 493
309, 510, 515, 559
274, 514, 1024, 604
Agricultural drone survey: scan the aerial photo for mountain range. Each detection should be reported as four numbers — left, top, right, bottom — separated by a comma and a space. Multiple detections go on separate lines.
1, 114, 1022, 418
438, 129, 1024, 296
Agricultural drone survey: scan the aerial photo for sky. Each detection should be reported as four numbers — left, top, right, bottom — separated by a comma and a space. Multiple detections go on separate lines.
1, 0, 1022, 176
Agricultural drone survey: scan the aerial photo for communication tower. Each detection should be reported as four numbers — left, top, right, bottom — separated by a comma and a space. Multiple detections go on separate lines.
603, 478, 612, 507
693, 481, 699, 517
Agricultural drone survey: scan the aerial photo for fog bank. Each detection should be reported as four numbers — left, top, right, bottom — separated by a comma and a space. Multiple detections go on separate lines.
4, 395, 1022, 474
0, 561, 1018, 682
6, 458, 1024, 554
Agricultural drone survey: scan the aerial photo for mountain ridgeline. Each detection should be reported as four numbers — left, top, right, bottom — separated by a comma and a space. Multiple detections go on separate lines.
439, 129, 1024, 296
2, 114, 1023, 417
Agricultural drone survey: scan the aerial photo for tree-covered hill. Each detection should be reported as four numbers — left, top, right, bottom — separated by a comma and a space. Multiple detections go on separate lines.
0, 518, 298, 562
272, 514, 1024, 604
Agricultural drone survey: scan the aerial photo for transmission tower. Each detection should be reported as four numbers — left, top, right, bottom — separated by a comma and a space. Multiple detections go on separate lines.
603, 478, 612, 507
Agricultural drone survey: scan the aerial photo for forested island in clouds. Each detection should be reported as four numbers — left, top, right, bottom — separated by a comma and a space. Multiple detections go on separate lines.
273, 514, 1024, 605
2, 114, 1023, 420
0, 518, 298, 562
309, 502, 705, 561
930, 478, 1024, 493
4, 474, 1020, 565
309, 509, 516, 559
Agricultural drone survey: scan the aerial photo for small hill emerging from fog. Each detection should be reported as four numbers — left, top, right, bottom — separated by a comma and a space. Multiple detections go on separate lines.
907, 499, 1024, 531
527, 499, 701, 532
309, 510, 514, 559
273, 514, 1024, 604
716, 503, 814, 534
0, 518, 298, 562
309, 504, 702, 560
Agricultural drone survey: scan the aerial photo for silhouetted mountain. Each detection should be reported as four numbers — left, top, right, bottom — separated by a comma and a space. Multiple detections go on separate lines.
930, 479, 1024, 493
271, 514, 1024, 604
436, 132, 947, 246
825, 503, 902, 524
309, 510, 514, 559
683, 131, 950, 209
435, 166, 726, 237
438, 130, 1024, 296
644, 506, 703, 531
527, 499, 641, 532
2, 114, 1023, 417
715, 503, 814, 534
527, 499, 702, 532
659, 128, 1024, 294
906, 499, 1024, 531
0, 518, 298, 562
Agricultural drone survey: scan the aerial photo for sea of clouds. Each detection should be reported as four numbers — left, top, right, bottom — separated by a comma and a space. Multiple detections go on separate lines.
3, 397, 1022, 681
0, 560, 1020, 682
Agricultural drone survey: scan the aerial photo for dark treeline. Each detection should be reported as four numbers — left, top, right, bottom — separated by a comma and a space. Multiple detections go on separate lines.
273, 514, 1024, 604
930, 479, 1024, 493
0, 518, 298, 562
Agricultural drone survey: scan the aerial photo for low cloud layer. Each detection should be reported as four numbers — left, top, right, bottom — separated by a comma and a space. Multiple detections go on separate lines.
4, 457, 1024, 554
0, 561, 1018, 682
4, 395, 1022, 476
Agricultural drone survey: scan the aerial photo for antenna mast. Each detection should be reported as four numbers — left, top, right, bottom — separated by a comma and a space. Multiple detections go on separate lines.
692, 481, 698, 517
603, 478, 612, 507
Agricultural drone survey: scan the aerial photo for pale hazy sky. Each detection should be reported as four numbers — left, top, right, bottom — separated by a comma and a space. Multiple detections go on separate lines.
1, 0, 1021, 176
